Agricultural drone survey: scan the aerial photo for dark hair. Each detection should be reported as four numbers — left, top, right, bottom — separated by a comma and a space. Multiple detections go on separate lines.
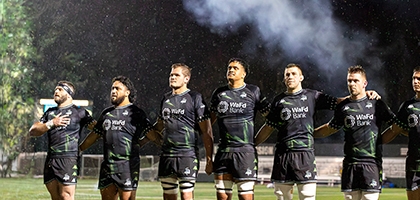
112, 76, 137, 103
285, 63, 303, 75
413, 66, 420, 73
228, 58, 250, 75
57, 81, 75, 95
171, 63, 191, 77
348, 65, 367, 79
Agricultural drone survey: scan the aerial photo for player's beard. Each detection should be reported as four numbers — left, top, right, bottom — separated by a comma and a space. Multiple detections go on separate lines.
111, 95, 125, 106
54, 95, 67, 105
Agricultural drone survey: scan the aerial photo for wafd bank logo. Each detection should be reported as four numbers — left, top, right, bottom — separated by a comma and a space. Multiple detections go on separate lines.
103, 119, 126, 130
281, 106, 308, 120
344, 114, 374, 127
217, 101, 247, 113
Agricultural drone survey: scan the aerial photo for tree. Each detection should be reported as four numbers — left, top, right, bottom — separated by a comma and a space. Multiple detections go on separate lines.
0, 0, 37, 177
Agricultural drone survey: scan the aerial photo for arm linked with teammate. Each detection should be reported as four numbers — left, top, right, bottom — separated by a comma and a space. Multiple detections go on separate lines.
198, 119, 214, 175
381, 123, 408, 144
313, 123, 338, 138
254, 124, 274, 146
79, 131, 101, 151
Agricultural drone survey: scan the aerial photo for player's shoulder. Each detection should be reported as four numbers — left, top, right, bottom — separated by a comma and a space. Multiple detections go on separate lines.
101, 106, 115, 114
187, 90, 203, 99
244, 83, 260, 91
211, 85, 229, 96
45, 106, 59, 113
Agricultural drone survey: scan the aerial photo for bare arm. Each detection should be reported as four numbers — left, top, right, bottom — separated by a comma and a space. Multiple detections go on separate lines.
79, 132, 101, 151
210, 112, 217, 125
313, 123, 338, 138
382, 123, 407, 144
138, 119, 164, 147
198, 119, 214, 175
29, 113, 70, 136
254, 124, 274, 146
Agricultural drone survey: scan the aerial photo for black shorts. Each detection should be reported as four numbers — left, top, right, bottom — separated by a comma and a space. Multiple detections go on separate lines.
98, 159, 140, 191
271, 151, 316, 184
44, 156, 78, 185
406, 157, 420, 191
158, 156, 199, 180
213, 151, 258, 181
341, 162, 382, 193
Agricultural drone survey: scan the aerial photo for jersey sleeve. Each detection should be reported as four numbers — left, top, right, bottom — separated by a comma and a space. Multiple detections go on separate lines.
376, 99, 396, 126
210, 88, 220, 113
265, 96, 285, 130
93, 110, 107, 136
315, 91, 337, 110
253, 86, 270, 115
134, 109, 154, 140
79, 109, 95, 128
395, 101, 410, 131
39, 109, 51, 123
193, 92, 210, 123
328, 102, 345, 130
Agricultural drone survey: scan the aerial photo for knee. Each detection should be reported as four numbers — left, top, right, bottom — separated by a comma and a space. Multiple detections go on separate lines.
237, 181, 254, 195
161, 177, 179, 195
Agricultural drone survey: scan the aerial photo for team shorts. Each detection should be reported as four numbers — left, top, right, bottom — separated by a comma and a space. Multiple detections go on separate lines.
213, 151, 258, 181
98, 159, 140, 191
271, 151, 316, 184
406, 157, 420, 191
44, 156, 78, 185
158, 156, 199, 180
341, 162, 382, 193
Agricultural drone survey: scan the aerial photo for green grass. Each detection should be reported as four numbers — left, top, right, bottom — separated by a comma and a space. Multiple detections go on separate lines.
0, 178, 408, 200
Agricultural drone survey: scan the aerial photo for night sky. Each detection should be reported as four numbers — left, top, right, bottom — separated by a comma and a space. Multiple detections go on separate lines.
31, 0, 420, 148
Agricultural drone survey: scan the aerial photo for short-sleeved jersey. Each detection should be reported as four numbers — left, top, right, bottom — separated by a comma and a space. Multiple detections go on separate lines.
395, 98, 420, 159
329, 97, 395, 164
266, 89, 337, 152
93, 103, 153, 173
158, 89, 210, 157
210, 83, 270, 152
40, 104, 94, 157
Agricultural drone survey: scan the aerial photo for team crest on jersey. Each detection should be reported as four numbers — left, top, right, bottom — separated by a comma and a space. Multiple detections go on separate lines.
245, 168, 252, 176
300, 95, 307, 101
181, 98, 187, 104
281, 108, 292, 120
366, 101, 373, 109
65, 110, 72, 115
103, 119, 112, 130
240, 92, 247, 98
123, 110, 129, 116
217, 101, 229, 113
408, 114, 419, 127
124, 179, 132, 186
63, 174, 70, 181
369, 179, 377, 188
162, 108, 171, 120
184, 167, 191, 175
304, 171, 312, 178
344, 115, 356, 128
343, 106, 350, 111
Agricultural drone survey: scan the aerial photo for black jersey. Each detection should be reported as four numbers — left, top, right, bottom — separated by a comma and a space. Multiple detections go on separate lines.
266, 89, 337, 152
40, 104, 94, 157
158, 89, 210, 157
94, 103, 153, 173
210, 84, 270, 152
395, 98, 420, 159
329, 97, 395, 164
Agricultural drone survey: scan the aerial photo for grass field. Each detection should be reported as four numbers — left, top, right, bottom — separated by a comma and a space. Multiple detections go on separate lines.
0, 178, 408, 200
